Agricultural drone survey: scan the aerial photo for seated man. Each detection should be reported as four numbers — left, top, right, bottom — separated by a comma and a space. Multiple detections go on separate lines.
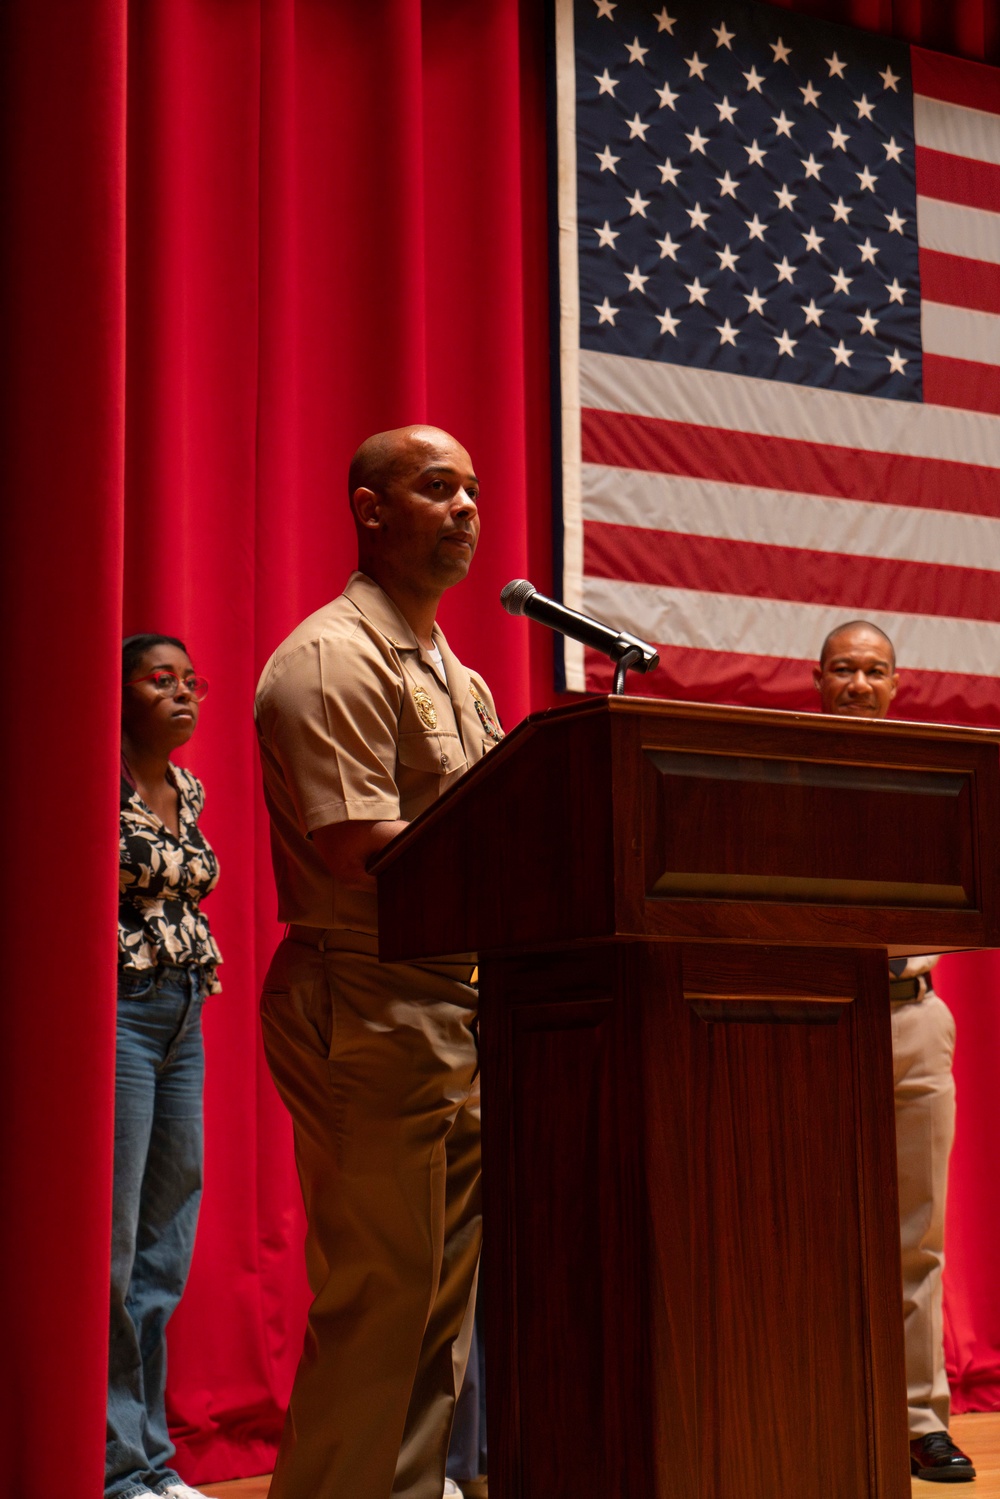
814, 619, 974, 1484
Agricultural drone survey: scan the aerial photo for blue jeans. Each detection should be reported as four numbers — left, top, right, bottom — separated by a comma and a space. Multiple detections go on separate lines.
106, 965, 206, 1499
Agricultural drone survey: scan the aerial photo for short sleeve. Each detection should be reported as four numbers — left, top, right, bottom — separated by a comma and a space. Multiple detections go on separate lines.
258, 624, 404, 835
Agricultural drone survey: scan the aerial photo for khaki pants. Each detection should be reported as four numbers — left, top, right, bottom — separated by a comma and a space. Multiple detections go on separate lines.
260, 933, 482, 1499
892, 993, 957, 1438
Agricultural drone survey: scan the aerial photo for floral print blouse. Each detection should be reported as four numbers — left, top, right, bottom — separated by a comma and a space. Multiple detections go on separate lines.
119, 765, 223, 993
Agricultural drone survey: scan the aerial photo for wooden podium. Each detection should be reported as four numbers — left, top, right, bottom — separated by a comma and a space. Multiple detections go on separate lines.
374, 698, 1000, 1499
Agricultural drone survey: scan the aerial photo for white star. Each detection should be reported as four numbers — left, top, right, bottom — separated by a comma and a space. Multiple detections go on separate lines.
656, 231, 680, 260
626, 113, 650, 139
884, 136, 904, 163
886, 277, 907, 304
686, 126, 709, 154
716, 317, 739, 345
594, 0, 616, 16
744, 138, 766, 167
594, 221, 620, 248
685, 52, 708, 79
685, 276, 709, 305
716, 243, 739, 271
715, 95, 738, 124
686, 201, 710, 230
625, 37, 649, 65
831, 266, 853, 294
831, 339, 853, 366
713, 21, 736, 49
828, 124, 850, 150
658, 158, 681, 185
594, 69, 619, 96
594, 297, 618, 324
596, 145, 620, 173
857, 307, 879, 335
885, 207, 907, 233
801, 153, 823, 180
655, 80, 679, 110
857, 165, 878, 192
858, 237, 879, 264
716, 170, 739, 198
771, 37, 792, 63
887, 347, 907, 374
772, 110, 794, 138
625, 188, 650, 217
802, 225, 824, 253
831, 196, 852, 223
745, 212, 767, 241
774, 256, 796, 284
743, 65, 765, 92
657, 306, 680, 335
802, 298, 824, 326
854, 93, 876, 120
744, 287, 766, 315
775, 183, 797, 211
775, 329, 797, 357
825, 51, 847, 78
653, 7, 676, 32
880, 64, 900, 92
625, 264, 650, 292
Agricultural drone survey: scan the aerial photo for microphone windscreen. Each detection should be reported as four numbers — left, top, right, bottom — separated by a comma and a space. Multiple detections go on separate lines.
500, 578, 536, 617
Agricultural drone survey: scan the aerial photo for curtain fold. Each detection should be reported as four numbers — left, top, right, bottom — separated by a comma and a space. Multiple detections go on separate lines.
0, 4, 127, 1495
2, 1, 999, 1490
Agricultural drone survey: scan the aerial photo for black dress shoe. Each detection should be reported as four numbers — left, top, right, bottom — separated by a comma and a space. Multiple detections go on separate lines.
910, 1431, 976, 1482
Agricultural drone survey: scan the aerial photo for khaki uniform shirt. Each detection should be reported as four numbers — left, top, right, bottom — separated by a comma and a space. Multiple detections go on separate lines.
254, 571, 503, 934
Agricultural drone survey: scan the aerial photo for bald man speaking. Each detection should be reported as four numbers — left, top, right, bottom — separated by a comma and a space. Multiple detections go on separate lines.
815, 621, 974, 1484
255, 427, 503, 1499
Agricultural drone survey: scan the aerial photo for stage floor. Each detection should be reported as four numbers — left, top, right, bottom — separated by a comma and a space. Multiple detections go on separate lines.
198, 1412, 1000, 1497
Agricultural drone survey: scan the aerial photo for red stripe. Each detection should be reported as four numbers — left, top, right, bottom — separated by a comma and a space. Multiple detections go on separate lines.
582, 644, 1000, 729
916, 146, 1000, 215
912, 46, 1000, 117
580, 408, 1000, 519
923, 355, 1000, 416
920, 249, 1000, 315
583, 522, 1000, 622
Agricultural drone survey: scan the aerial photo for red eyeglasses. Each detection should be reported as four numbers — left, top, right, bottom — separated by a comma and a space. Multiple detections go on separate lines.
127, 670, 210, 702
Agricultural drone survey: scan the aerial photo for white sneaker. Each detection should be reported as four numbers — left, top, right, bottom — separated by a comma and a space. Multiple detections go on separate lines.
443, 1483, 465, 1498
157, 1486, 213, 1499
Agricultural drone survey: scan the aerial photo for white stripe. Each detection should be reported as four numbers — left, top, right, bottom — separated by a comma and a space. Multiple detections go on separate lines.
581, 576, 1000, 678
581, 465, 1000, 571
578, 348, 1000, 470
922, 300, 1000, 366
556, 0, 584, 690
914, 92, 1000, 169
917, 194, 1000, 268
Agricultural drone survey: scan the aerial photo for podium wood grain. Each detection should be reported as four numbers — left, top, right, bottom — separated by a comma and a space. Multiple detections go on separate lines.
372, 698, 1000, 1499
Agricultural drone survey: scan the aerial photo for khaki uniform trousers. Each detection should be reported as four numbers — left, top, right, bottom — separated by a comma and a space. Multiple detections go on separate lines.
260, 931, 482, 1499
892, 992, 957, 1438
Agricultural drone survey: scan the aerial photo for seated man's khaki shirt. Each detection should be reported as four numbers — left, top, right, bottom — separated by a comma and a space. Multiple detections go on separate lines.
254, 571, 503, 936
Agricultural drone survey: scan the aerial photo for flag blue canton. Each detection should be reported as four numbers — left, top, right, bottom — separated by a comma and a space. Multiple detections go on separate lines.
575, 0, 921, 399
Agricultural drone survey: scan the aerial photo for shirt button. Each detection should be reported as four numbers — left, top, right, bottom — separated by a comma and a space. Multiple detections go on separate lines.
441, 754, 450, 769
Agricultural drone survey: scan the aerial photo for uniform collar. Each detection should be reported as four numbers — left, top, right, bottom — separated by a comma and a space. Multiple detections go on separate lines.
343, 570, 472, 744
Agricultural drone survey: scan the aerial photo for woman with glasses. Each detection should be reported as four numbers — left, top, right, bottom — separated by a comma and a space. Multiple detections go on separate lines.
108, 634, 222, 1499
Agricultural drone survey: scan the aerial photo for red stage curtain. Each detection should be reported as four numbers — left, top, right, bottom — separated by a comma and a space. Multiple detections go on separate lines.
2, 1, 1000, 1492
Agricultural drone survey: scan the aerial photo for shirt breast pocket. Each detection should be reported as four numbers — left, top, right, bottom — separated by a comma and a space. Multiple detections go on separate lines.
397, 730, 467, 779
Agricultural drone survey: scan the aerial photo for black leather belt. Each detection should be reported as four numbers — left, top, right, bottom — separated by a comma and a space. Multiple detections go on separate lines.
889, 975, 924, 1002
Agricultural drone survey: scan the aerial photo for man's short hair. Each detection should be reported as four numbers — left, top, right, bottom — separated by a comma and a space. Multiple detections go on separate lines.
819, 619, 896, 669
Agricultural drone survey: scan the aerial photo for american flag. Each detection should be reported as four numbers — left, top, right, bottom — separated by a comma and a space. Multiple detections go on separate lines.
554, 0, 1000, 724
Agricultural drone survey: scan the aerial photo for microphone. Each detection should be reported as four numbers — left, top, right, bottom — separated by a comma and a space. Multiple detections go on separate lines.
500, 580, 659, 674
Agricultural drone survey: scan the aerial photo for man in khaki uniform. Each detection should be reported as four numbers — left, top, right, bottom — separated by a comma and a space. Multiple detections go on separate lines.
255, 426, 503, 1499
815, 620, 974, 1484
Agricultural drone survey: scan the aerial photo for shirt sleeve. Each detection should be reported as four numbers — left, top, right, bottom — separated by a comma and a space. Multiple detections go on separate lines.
259, 624, 405, 834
